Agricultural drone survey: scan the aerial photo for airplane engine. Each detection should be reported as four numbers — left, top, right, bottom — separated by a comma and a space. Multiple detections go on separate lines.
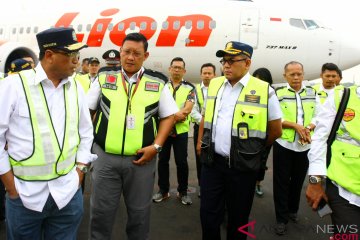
0, 42, 37, 74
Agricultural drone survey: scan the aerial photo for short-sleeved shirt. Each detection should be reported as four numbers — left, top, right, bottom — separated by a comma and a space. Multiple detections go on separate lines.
87, 67, 178, 118
209, 73, 282, 157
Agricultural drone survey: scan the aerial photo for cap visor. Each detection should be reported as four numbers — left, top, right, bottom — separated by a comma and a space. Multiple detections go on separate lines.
216, 50, 242, 57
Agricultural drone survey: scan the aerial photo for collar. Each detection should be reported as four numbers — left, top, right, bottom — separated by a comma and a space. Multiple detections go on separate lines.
200, 81, 208, 89
286, 83, 306, 93
121, 67, 144, 82
224, 72, 250, 88
34, 64, 71, 88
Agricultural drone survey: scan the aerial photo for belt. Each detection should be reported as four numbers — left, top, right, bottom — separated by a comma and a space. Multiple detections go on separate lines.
214, 152, 231, 168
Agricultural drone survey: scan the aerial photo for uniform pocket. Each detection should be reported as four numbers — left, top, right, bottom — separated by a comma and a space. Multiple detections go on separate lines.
230, 137, 265, 172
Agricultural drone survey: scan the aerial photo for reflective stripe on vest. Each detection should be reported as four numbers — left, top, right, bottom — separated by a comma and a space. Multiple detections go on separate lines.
168, 82, 193, 134
94, 71, 164, 155
9, 70, 80, 181
204, 76, 268, 139
328, 85, 360, 195
276, 86, 316, 142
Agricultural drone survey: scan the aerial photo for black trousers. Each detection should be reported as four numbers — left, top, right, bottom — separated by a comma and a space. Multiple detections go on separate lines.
200, 153, 257, 240
273, 142, 309, 224
326, 180, 360, 234
158, 132, 189, 195
256, 145, 272, 182
193, 123, 202, 186
0, 180, 5, 220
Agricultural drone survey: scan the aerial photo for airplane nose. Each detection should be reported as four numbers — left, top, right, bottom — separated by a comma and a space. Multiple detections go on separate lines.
337, 36, 360, 70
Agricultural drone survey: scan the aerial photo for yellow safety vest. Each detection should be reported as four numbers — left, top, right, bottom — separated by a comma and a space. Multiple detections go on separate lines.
328, 85, 360, 195
9, 70, 80, 181
94, 69, 166, 155
202, 76, 268, 171
74, 73, 91, 93
204, 76, 268, 139
313, 83, 329, 104
276, 86, 316, 142
168, 81, 195, 134
191, 83, 205, 123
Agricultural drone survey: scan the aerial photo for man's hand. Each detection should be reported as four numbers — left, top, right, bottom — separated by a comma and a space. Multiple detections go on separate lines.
196, 141, 202, 156
295, 124, 311, 144
75, 164, 88, 187
306, 183, 328, 211
174, 111, 187, 123
1, 170, 18, 199
133, 145, 157, 166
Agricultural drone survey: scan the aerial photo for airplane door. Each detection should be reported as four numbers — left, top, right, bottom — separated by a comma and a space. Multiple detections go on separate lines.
239, 9, 259, 47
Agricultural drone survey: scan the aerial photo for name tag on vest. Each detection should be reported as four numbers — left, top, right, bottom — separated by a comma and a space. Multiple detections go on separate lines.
245, 94, 260, 104
145, 82, 160, 92
102, 75, 118, 90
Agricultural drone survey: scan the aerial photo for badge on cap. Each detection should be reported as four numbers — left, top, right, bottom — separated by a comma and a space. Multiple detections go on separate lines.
109, 51, 116, 58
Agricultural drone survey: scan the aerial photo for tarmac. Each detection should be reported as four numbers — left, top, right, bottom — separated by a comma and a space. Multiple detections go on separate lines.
0, 135, 333, 240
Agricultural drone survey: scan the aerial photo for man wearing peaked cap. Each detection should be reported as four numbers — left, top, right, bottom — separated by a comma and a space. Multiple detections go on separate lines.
8, 59, 32, 74
97, 49, 121, 75
198, 40, 282, 240
0, 27, 96, 240
75, 57, 100, 93
102, 49, 120, 65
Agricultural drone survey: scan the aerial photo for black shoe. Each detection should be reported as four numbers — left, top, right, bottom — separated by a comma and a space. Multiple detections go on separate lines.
274, 223, 287, 235
289, 213, 299, 223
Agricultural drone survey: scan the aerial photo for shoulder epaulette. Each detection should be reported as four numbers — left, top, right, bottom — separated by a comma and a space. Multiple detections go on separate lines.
275, 86, 286, 92
144, 69, 169, 83
182, 80, 195, 89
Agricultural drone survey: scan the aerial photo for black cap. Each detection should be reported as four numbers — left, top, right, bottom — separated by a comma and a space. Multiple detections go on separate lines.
216, 41, 253, 58
36, 27, 88, 53
8, 59, 32, 73
102, 49, 120, 64
89, 57, 100, 64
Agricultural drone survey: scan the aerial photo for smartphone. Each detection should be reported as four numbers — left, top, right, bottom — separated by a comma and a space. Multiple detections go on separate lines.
317, 199, 332, 218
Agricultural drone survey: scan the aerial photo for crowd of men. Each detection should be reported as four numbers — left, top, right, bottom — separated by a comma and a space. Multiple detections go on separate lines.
0, 27, 359, 240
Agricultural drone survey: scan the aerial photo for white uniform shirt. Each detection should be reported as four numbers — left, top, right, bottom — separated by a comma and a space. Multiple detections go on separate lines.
276, 84, 313, 152
209, 73, 282, 157
0, 64, 97, 212
312, 84, 334, 127
308, 88, 360, 207
87, 67, 178, 118
190, 82, 208, 124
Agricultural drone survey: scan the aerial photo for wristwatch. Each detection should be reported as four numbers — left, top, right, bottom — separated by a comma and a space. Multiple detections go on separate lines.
76, 164, 89, 174
153, 144, 162, 153
309, 175, 322, 184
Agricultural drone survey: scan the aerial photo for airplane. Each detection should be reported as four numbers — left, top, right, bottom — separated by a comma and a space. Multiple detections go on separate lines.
1, 0, 360, 84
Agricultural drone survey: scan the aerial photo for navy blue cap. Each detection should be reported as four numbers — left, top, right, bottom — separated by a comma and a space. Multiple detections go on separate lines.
8, 59, 32, 73
36, 27, 87, 53
216, 41, 253, 58
102, 49, 120, 64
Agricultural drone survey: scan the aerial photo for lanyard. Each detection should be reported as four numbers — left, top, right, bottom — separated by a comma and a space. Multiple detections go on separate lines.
121, 70, 142, 113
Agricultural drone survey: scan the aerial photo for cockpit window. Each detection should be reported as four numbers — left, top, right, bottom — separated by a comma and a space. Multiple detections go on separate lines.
303, 19, 319, 30
290, 18, 320, 30
289, 18, 305, 29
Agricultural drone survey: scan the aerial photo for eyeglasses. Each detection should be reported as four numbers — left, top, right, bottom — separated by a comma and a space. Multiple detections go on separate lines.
121, 49, 143, 58
171, 66, 185, 71
51, 50, 80, 59
219, 58, 247, 66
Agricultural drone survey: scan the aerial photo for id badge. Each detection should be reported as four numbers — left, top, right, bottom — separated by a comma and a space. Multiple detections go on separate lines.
238, 122, 249, 140
126, 114, 136, 130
